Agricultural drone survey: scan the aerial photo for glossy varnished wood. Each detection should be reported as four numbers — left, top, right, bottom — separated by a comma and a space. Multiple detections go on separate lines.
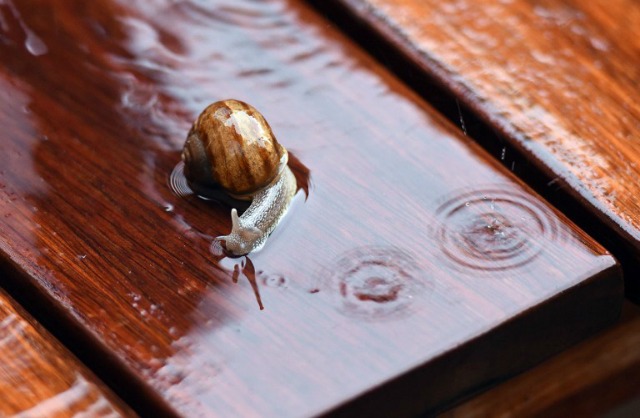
329, 0, 640, 297
0, 0, 622, 416
0, 288, 135, 417
444, 302, 640, 417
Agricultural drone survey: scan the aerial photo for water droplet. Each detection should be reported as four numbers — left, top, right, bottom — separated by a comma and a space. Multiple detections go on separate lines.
163, 203, 174, 212
3, 0, 48, 56
168, 326, 179, 337
24, 31, 48, 56
531, 50, 556, 65
157, 363, 186, 386
589, 37, 609, 51
128, 293, 142, 302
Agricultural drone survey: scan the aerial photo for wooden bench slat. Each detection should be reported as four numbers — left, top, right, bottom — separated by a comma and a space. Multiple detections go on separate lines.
0, 288, 135, 417
444, 302, 640, 417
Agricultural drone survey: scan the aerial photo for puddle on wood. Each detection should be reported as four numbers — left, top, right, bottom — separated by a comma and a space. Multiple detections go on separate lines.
168, 150, 310, 310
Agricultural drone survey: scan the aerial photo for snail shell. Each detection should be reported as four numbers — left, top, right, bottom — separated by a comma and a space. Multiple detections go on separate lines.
182, 100, 287, 199
181, 99, 297, 256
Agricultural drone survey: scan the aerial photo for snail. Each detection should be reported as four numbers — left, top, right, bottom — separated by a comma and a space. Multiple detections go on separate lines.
182, 99, 297, 256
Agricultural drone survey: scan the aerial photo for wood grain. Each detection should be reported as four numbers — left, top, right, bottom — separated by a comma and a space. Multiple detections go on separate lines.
327, 0, 640, 298
0, 0, 622, 416
0, 288, 135, 417
443, 302, 640, 417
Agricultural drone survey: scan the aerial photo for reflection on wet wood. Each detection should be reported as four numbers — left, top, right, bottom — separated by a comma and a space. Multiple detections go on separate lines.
328, 0, 640, 298
444, 302, 640, 417
0, 0, 623, 416
0, 288, 135, 417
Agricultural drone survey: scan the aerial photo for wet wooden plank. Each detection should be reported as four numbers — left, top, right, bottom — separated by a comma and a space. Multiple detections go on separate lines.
327, 0, 640, 298
0, 0, 622, 416
444, 302, 640, 417
0, 288, 135, 417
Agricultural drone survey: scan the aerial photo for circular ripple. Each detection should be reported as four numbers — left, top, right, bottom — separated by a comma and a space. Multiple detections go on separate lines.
325, 246, 428, 320
257, 270, 289, 288
435, 188, 559, 272
168, 161, 194, 197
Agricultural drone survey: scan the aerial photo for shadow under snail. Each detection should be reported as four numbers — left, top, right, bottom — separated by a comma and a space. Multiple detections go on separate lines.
182, 99, 297, 256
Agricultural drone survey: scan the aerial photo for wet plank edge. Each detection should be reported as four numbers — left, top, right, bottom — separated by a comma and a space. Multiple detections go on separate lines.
0, 258, 178, 418
444, 302, 640, 417
307, 0, 640, 302
0, 284, 137, 417
325, 264, 621, 416
0, 232, 622, 416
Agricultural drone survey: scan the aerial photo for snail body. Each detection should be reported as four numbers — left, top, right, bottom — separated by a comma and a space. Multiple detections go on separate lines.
182, 99, 296, 256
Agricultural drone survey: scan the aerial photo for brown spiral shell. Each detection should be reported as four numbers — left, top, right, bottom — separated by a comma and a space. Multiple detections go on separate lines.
182, 99, 287, 197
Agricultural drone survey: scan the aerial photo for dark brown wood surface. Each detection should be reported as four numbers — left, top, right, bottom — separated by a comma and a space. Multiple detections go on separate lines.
444, 302, 640, 417
329, 0, 640, 298
0, 288, 135, 417
0, 0, 623, 416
